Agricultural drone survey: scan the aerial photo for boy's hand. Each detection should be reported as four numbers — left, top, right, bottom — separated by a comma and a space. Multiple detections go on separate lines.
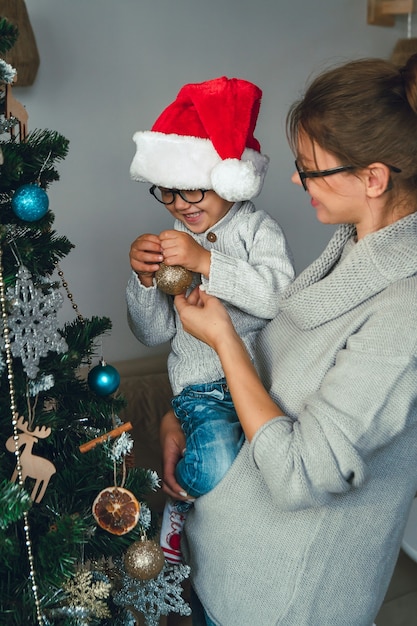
130, 233, 163, 286
159, 230, 211, 277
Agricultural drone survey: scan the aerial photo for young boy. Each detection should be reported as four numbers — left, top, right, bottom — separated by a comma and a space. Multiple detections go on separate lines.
126, 76, 295, 563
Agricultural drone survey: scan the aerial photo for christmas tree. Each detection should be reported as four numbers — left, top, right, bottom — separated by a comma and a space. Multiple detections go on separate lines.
0, 16, 190, 626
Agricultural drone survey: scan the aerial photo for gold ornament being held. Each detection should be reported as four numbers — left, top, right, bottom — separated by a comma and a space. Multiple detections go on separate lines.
155, 263, 193, 295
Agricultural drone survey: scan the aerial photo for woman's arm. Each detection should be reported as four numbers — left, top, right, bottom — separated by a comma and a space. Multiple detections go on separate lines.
174, 287, 284, 441
160, 409, 192, 500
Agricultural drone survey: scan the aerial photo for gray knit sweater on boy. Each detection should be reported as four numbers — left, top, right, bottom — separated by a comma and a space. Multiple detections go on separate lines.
126, 201, 294, 395
184, 211, 417, 626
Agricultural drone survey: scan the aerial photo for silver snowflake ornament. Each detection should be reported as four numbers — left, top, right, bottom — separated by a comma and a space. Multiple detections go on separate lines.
5, 265, 68, 378
113, 560, 191, 626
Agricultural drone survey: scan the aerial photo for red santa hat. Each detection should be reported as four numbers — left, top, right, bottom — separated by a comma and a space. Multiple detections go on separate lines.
130, 76, 269, 202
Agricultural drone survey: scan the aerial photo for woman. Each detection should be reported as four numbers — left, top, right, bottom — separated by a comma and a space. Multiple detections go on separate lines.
161, 55, 417, 626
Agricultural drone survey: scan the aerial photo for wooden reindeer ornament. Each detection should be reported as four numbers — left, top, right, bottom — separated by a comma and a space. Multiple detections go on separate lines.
4, 82, 28, 141
6, 415, 56, 503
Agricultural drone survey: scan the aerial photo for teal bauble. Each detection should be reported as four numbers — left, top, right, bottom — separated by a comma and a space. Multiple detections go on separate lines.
88, 361, 121, 396
11, 184, 49, 221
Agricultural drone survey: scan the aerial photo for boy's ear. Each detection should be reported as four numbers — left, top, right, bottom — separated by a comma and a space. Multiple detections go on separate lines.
365, 163, 392, 197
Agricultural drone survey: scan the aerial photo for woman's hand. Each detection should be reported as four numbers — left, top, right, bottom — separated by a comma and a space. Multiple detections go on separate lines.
160, 409, 191, 501
177, 287, 284, 441
174, 286, 236, 351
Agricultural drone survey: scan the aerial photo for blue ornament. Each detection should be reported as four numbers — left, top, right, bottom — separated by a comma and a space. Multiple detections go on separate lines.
88, 360, 121, 396
11, 184, 49, 222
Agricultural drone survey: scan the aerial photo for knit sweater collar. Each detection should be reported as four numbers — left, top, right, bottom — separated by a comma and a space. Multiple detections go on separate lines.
280, 212, 417, 329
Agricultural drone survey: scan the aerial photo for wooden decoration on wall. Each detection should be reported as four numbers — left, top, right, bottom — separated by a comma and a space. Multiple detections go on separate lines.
0, 0, 40, 86
367, 0, 415, 26
391, 33, 417, 64
368, 0, 417, 65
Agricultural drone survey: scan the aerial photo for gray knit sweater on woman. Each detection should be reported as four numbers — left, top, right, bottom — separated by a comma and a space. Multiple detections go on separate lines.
126, 201, 295, 395
183, 211, 417, 626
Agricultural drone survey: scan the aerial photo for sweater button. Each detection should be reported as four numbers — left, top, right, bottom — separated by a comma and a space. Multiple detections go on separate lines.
207, 232, 217, 242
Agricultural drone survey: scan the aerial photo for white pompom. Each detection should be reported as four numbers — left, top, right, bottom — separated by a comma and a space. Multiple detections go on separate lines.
211, 158, 263, 201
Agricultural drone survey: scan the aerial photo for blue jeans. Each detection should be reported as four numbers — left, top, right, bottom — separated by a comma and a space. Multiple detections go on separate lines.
172, 379, 244, 498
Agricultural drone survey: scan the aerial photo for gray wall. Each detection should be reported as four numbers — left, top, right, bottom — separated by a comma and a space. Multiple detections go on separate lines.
19, 0, 404, 362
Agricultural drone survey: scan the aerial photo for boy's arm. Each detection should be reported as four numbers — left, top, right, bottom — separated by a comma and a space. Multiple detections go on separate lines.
205, 217, 294, 318
126, 271, 177, 346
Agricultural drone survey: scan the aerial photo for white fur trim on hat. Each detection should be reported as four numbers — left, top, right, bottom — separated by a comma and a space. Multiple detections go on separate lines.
211, 150, 269, 201
130, 131, 269, 201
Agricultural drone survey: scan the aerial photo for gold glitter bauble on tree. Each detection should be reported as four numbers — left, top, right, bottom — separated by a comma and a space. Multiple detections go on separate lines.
124, 534, 166, 580
155, 263, 193, 295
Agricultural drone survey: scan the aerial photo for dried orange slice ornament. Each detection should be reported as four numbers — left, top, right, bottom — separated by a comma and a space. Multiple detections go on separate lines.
92, 486, 140, 535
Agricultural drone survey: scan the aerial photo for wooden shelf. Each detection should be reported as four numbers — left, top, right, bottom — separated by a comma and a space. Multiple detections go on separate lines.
368, 0, 415, 26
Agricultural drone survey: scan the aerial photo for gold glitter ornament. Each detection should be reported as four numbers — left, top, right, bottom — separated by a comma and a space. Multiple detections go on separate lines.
155, 263, 193, 295
124, 535, 166, 580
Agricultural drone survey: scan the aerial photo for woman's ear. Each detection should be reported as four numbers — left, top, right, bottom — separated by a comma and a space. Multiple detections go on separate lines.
365, 163, 392, 197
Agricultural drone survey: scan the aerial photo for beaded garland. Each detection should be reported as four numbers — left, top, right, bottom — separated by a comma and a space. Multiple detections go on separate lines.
0, 248, 44, 626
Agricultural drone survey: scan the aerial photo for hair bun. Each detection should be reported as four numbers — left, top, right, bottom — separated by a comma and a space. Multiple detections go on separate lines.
398, 53, 417, 115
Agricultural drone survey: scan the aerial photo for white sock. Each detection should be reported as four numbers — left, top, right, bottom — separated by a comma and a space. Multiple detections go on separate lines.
160, 497, 187, 564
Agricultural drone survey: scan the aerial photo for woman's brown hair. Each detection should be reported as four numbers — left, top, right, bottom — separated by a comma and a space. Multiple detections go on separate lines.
286, 54, 417, 191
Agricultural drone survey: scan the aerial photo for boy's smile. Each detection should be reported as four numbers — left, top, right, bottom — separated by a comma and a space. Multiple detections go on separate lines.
165, 190, 234, 234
